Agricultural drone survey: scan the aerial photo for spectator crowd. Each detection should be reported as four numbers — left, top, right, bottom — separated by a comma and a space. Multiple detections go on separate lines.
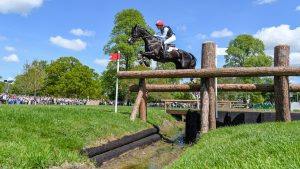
0, 93, 87, 105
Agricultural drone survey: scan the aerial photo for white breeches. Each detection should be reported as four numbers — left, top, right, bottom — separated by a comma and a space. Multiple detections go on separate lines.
164, 35, 176, 45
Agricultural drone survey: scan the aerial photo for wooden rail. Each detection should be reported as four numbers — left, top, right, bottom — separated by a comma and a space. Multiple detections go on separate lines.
130, 84, 300, 92
118, 67, 300, 79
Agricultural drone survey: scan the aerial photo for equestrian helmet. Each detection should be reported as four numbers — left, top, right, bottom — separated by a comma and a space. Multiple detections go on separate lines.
156, 20, 164, 26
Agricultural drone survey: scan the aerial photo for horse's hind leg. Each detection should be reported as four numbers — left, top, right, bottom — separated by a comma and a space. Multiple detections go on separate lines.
180, 55, 191, 69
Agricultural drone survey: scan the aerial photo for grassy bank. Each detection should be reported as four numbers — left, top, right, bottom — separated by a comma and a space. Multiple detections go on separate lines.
167, 121, 300, 169
0, 105, 174, 168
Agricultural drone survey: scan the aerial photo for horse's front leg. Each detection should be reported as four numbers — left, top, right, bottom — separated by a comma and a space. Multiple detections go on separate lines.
137, 51, 144, 65
141, 53, 152, 67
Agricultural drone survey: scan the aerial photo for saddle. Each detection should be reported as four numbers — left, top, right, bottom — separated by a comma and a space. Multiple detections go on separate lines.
165, 44, 178, 52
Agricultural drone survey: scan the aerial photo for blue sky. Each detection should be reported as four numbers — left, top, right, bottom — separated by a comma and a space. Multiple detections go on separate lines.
0, 0, 300, 83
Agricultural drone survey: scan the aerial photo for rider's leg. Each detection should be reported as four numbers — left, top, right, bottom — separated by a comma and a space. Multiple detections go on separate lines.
162, 35, 176, 59
164, 35, 176, 50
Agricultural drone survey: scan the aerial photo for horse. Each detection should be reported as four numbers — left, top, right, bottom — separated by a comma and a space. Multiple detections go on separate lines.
128, 25, 197, 69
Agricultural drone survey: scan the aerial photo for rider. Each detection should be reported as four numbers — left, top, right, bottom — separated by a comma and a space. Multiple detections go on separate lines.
154, 20, 176, 58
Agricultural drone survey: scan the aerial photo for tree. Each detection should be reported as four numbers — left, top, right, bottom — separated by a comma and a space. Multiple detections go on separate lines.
224, 34, 270, 67
104, 9, 154, 70
11, 60, 47, 96
57, 65, 101, 98
0, 82, 3, 93
44, 56, 101, 99
219, 34, 273, 103
101, 9, 153, 103
44, 57, 81, 96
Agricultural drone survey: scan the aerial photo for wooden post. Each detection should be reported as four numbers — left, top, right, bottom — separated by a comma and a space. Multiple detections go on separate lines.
274, 45, 291, 122
139, 78, 147, 122
208, 42, 216, 129
200, 42, 215, 133
130, 90, 143, 121
130, 78, 147, 121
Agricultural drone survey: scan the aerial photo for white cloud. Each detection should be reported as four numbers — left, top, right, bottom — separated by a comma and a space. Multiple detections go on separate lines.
296, 5, 300, 11
7, 77, 14, 81
254, 25, 300, 52
4, 46, 16, 52
3, 54, 19, 62
210, 28, 233, 38
70, 28, 95, 37
217, 48, 228, 56
177, 25, 187, 32
195, 33, 207, 39
254, 0, 276, 5
49, 36, 87, 51
0, 0, 44, 16
94, 58, 109, 67
290, 52, 300, 65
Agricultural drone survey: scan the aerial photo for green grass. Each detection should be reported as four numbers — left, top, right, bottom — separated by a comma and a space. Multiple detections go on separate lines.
0, 105, 174, 168
166, 121, 300, 169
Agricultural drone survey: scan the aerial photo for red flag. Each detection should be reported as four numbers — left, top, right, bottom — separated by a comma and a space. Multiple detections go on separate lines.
110, 53, 120, 60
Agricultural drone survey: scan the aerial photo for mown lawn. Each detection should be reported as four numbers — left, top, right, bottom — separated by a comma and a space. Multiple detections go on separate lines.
166, 121, 300, 169
0, 105, 174, 168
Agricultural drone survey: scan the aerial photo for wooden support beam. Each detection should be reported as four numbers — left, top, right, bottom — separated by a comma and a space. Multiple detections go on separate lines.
139, 78, 147, 122
118, 67, 300, 79
200, 42, 213, 133
130, 90, 143, 121
274, 45, 291, 122
206, 43, 217, 129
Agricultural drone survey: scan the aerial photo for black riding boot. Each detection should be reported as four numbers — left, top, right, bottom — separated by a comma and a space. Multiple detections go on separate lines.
163, 44, 167, 59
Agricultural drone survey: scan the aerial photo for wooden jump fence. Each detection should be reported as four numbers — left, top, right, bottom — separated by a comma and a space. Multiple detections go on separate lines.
117, 42, 300, 133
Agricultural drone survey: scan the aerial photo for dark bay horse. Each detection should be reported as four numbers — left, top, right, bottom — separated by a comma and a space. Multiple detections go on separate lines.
128, 25, 197, 69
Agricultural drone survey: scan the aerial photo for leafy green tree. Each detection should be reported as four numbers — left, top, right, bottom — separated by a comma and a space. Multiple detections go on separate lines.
219, 34, 273, 104
101, 9, 154, 102
0, 82, 4, 93
224, 34, 270, 67
44, 57, 81, 96
44, 56, 101, 99
104, 9, 153, 70
57, 65, 101, 98
11, 60, 47, 96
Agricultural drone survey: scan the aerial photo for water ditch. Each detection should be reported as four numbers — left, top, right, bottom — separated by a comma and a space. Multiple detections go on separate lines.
97, 123, 187, 169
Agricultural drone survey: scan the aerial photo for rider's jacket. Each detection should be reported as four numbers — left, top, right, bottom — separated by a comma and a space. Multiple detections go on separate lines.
160, 26, 175, 39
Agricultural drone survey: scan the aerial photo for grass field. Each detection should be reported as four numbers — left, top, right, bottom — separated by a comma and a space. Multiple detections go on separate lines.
167, 121, 300, 169
0, 105, 174, 168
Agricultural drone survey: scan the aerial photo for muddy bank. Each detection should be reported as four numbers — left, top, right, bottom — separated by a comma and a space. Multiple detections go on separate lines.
50, 121, 185, 169
98, 122, 185, 169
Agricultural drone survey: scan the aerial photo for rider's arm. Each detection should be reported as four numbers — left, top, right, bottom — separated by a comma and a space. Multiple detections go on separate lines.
154, 27, 169, 39
160, 27, 169, 39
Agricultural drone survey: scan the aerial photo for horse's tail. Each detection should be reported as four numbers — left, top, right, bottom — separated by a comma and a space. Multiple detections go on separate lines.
189, 53, 197, 69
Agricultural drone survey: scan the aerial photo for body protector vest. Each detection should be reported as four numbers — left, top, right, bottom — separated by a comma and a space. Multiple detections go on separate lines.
160, 26, 175, 39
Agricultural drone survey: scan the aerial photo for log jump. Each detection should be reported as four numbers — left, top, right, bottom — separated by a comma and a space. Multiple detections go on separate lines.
129, 84, 300, 92
117, 67, 300, 79
118, 42, 298, 133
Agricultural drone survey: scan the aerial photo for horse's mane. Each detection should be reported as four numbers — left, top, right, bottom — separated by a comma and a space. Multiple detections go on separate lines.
138, 26, 153, 36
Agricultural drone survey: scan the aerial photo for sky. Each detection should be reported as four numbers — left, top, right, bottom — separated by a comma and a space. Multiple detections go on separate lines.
0, 0, 300, 83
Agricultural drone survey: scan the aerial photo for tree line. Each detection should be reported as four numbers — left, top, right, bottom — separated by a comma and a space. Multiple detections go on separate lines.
2, 9, 286, 104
